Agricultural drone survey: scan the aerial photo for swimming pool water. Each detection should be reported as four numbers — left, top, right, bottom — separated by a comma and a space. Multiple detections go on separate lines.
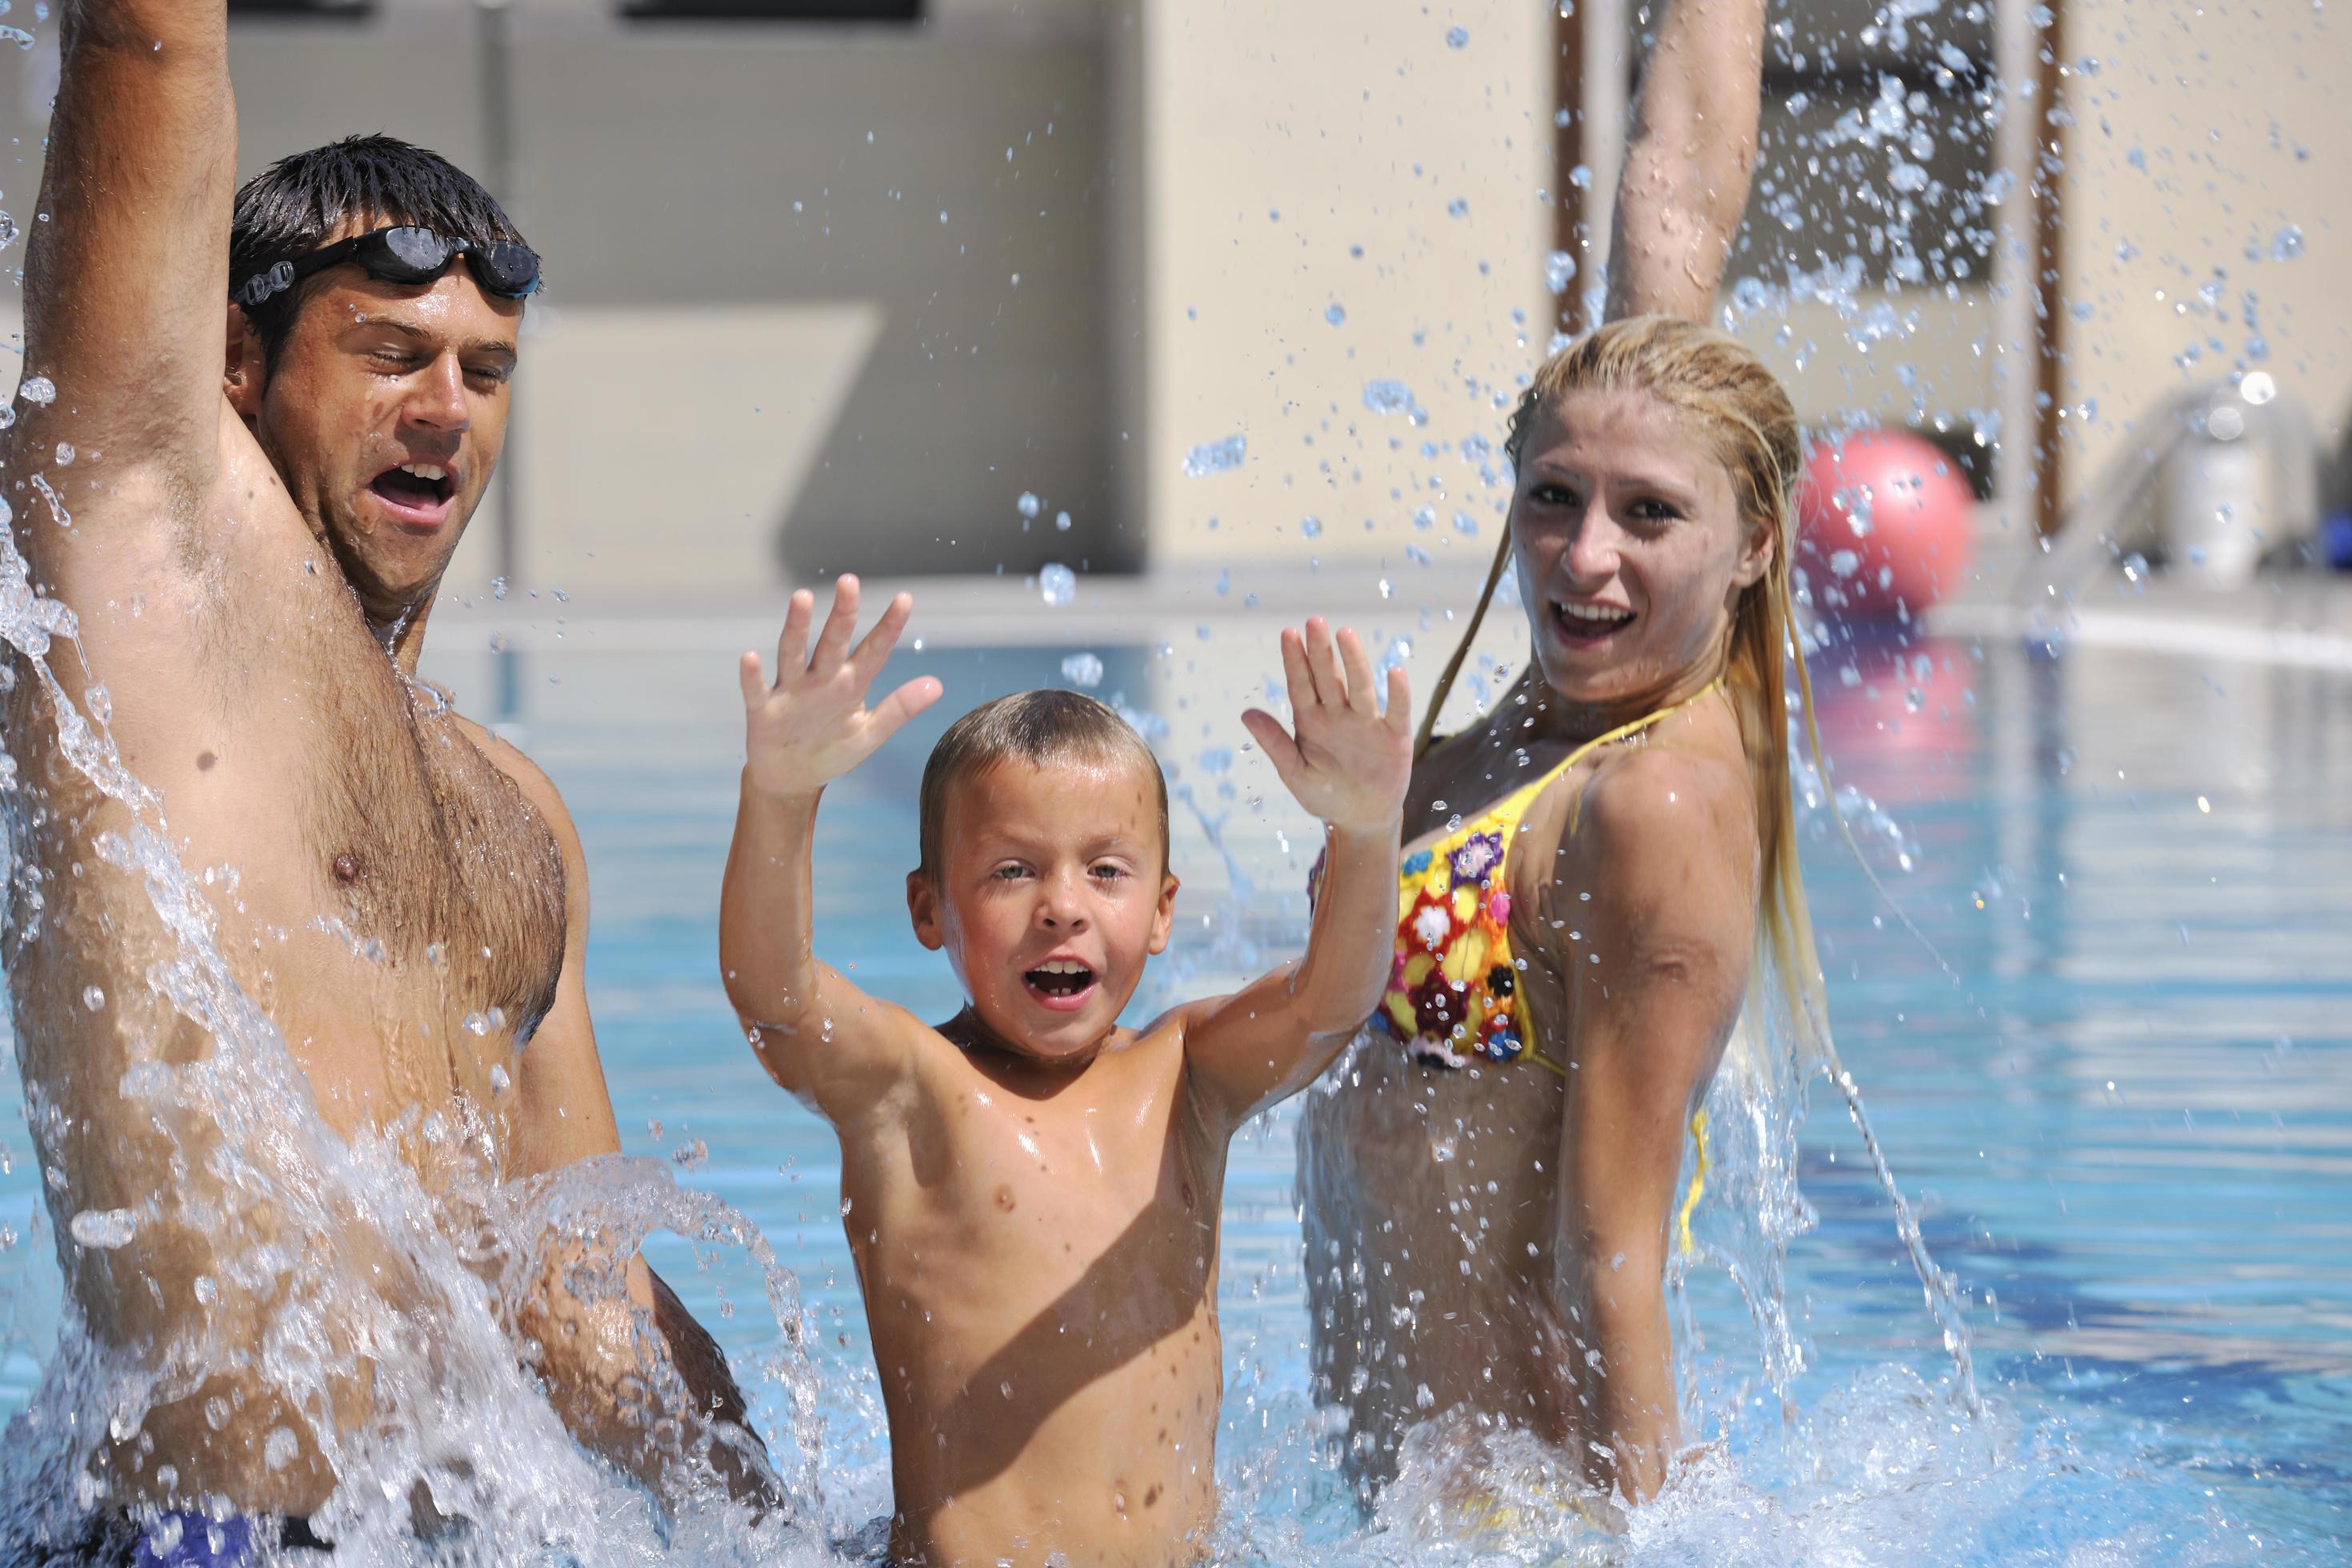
1, 627, 2345, 1562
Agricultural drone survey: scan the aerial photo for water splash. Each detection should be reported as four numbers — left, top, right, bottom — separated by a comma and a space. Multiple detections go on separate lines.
0, 486, 819, 1556
1182, 434, 1248, 477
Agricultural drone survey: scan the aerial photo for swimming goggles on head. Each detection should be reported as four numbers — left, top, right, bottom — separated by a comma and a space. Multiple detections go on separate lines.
234, 225, 542, 310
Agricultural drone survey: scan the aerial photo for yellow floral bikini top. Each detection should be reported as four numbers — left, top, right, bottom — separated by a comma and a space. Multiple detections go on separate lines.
1375, 680, 1722, 1074
1359, 680, 1725, 1254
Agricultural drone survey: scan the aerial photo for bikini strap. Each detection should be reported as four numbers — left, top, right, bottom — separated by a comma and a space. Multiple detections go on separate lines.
1514, 675, 1727, 829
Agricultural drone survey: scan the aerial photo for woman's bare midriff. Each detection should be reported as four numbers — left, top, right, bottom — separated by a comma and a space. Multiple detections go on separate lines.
1299, 1035, 1586, 1492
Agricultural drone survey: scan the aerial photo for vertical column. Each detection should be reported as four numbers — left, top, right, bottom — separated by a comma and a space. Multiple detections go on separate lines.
1990, 0, 2065, 542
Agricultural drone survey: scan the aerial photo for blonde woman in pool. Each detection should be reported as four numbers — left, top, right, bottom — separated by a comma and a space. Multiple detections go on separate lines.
1295, 0, 1832, 1516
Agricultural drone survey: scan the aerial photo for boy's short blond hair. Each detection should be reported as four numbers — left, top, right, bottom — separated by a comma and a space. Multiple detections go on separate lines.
918, 690, 1170, 877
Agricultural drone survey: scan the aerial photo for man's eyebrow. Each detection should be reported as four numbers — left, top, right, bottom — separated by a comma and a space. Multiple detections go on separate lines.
355, 315, 518, 360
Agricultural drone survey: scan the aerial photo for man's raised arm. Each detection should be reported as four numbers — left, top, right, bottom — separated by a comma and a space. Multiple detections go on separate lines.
1604, 0, 1768, 322
18, 0, 235, 512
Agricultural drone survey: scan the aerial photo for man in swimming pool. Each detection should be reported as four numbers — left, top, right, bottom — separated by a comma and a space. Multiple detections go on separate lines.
5, 0, 766, 1548
719, 581, 1413, 1566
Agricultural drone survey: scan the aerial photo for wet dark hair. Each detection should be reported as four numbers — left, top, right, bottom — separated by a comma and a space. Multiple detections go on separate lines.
918, 690, 1169, 878
229, 134, 532, 368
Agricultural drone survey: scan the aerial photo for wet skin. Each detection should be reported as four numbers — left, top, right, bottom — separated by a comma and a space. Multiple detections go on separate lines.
722, 590, 1411, 1566
6, 2, 754, 1514
1299, 388, 1771, 1506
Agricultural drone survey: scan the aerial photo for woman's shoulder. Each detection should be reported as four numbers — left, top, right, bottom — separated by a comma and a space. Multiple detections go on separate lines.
1554, 730, 1757, 883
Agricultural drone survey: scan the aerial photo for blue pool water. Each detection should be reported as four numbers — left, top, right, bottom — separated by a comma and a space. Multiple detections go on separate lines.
2, 624, 2346, 1562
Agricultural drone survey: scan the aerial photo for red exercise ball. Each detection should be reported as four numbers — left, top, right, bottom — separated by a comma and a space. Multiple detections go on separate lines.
1797, 428, 1975, 618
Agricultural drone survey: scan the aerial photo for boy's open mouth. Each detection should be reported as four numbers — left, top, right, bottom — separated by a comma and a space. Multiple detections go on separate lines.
1023, 959, 1098, 1010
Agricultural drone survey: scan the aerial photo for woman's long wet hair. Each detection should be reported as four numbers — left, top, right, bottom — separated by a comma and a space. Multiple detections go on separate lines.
1418, 314, 1836, 1070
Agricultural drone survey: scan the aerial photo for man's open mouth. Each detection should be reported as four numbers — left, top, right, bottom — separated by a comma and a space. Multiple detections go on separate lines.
1023, 959, 1098, 1007
1552, 599, 1635, 646
368, 462, 458, 522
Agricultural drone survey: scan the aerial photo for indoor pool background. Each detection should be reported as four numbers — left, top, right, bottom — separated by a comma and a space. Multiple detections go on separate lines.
0, 611, 2345, 1563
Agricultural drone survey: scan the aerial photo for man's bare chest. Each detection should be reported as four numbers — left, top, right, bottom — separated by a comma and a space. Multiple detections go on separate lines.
270, 674, 567, 1042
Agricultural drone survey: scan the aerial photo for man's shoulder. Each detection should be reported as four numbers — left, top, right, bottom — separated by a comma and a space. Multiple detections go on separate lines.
452, 713, 578, 842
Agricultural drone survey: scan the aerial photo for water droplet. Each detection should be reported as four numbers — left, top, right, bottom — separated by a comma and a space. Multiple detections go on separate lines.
1445, 197, 1470, 218
487, 631, 506, 653
1182, 434, 1247, 477
204, 1396, 232, 1431
1038, 563, 1077, 606
1324, 302, 1346, 326
81, 985, 103, 1012
462, 1011, 490, 1036
18, 375, 55, 406
2270, 224, 2304, 262
1061, 651, 1105, 688
0, 211, 17, 250
1362, 379, 1427, 424
54, 442, 74, 466
263, 1427, 299, 1471
70, 1207, 137, 1250
488, 1064, 510, 1092
1054, 510, 1072, 532
1544, 250, 1576, 294
1444, 25, 1468, 48
489, 575, 509, 601
1016, 491, 1042, 519
1450, 511, 1477, 537
1299, 515, 1323, 539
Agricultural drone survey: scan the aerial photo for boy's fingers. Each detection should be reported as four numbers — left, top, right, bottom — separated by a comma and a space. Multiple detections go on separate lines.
1278, 626, 1318, 712
775, 588, 815, 675
1336, 627, 1378, 715
738, 650, 768, 709
850, 590, 915, 686
810, 574, 862, 672
1240, 707, 1304, 786
1304, 617, 1346, 706
867, 674, 945, 740
1384, 665, 1413, 730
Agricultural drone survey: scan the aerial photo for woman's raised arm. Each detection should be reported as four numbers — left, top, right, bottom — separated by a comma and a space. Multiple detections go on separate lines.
1605, 0, 1769, 322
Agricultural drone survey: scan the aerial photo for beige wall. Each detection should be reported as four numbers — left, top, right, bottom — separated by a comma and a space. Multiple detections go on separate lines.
2055, 0, 2350, 498
5, 0, 2342, 594
1134, 0, 1554, 570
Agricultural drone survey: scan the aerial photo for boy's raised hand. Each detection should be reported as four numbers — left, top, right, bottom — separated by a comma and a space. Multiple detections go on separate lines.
1240, 618, 1414, 834
740, 575, 943, 799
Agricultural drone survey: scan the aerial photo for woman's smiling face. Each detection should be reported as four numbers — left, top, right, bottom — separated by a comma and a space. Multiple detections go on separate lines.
1508, 387, 1771, 713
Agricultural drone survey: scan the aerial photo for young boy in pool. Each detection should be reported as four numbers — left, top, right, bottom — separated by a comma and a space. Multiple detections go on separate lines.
718, 577, 1410, 1566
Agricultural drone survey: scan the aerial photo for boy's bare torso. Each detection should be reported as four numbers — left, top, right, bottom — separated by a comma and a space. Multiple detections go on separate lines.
842, 1010, 1226, 1568
5, 411, 565, 1502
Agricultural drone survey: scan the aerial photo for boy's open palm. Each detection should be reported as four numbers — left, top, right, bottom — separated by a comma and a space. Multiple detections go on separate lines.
740, 575, 943, 798
1240, 618, 1413, 833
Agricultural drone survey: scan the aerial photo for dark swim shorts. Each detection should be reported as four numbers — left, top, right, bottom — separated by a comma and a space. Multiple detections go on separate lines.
125, 1511, 332, 1566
